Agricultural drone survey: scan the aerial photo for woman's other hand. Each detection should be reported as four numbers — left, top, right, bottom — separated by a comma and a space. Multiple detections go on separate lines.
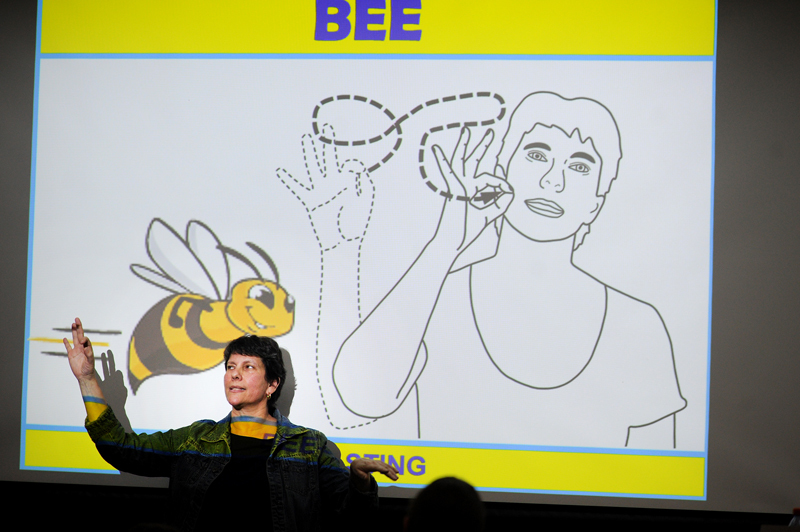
350, 457, 400, 491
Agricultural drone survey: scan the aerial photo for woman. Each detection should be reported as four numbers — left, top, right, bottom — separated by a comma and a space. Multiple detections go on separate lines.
64, 317, 398, 531
332, 92, 687, 448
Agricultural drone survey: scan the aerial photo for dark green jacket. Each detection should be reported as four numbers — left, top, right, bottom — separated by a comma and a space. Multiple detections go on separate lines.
86, 407, 377, 531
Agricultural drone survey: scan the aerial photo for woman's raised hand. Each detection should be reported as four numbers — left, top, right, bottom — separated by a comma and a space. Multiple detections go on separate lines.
63, 317, 96, 382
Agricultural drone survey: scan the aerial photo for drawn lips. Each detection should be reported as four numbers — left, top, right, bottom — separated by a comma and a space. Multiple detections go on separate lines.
525, 198, 564, 218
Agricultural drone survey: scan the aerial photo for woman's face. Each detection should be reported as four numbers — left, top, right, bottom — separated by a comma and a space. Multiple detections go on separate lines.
503, 124, 604, 242
224, 353, 276, 413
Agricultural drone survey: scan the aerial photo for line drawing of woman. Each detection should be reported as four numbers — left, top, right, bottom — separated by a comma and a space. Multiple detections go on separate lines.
283, 91, 687, 449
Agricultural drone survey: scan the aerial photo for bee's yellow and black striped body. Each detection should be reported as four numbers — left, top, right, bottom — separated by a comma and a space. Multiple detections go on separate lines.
128, 279, 294, 393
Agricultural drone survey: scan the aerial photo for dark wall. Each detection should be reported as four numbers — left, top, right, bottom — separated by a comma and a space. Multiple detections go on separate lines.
0, 0, 35, 483
709, 0, 800, 512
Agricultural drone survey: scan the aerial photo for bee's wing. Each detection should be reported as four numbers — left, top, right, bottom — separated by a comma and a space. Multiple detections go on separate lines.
130, 264, 186, 294
144, 218, 220, 299
186, 220, 230, 300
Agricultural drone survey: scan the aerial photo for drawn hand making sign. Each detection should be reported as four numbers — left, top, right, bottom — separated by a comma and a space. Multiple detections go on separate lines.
288, 91, 687, 449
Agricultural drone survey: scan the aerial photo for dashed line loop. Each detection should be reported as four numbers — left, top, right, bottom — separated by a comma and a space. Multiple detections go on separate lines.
311, 91, 506, 201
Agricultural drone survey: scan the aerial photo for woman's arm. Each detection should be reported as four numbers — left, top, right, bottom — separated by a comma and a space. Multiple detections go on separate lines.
64, 317, 182, 476
332, 128, 514, 419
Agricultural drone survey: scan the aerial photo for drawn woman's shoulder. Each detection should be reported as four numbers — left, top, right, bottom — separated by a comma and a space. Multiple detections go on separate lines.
605, 286, 670, 342
599, 285, 687, 423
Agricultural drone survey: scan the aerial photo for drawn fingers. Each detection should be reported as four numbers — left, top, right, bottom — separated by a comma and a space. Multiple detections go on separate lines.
465, 128, 495, 180
479, 172, 513, 195
469, 173, 514, 211
300, 132, 325, 183
318, 123, 340, 175
276, 168, 311, 198
340, 158, 370, 197
451, 126, 472, 177
432, 144, 465, 198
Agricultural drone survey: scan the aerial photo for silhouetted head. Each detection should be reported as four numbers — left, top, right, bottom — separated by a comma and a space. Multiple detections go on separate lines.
405, 476, 485, 532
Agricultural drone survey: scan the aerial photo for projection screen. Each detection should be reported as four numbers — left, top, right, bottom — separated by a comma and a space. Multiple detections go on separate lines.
18, 0, 719, 504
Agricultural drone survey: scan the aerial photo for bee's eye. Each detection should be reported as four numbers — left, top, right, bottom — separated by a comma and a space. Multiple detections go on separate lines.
284, 294, 295, 313
248, 285, 275, 309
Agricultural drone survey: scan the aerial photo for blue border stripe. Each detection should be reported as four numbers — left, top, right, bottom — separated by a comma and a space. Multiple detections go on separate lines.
379, 482, 705, 500
23, 424, 707, 458
334, 437, 705, 457
38, 52, 716, 62
26, 424, 87, 433
25, 423, 173, 436
21, 0, 45, 472
701, 0, 720, 499
21, 465, 120, 475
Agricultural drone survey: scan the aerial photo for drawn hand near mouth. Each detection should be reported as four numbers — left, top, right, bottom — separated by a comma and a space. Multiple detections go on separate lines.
277, 124, 375, 253
431, 127, 514, 257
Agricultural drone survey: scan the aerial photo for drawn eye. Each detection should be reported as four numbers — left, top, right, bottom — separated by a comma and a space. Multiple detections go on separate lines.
284, 294, 295, 313
569, 162, 591, 173
526, 151, 547, 162
249, 285, 275, 309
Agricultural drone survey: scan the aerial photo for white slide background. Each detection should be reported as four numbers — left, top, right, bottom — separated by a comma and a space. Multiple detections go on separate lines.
25, 58, 712, 454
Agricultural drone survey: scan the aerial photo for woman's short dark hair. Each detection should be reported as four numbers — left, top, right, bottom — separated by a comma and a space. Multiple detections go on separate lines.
223, 335, 286, 411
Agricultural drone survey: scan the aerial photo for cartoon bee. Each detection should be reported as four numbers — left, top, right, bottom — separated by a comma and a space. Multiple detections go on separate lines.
128, 218, 294, 393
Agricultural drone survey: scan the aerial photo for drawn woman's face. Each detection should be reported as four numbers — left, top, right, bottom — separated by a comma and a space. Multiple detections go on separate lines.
503, 124, 604, 243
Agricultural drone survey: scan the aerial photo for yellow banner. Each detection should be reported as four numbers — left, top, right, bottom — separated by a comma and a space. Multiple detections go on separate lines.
41, 0, 715, 56
26, 429, 116, 471
338, 443, 705, 496
25, 430, 704, 496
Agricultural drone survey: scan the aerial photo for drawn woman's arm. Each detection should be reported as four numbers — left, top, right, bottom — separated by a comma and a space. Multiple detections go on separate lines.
332, 127, 514, 419
277, 126, 380, 429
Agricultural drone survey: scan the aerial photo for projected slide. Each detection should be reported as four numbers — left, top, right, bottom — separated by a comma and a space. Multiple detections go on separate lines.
23, 1, 715, 499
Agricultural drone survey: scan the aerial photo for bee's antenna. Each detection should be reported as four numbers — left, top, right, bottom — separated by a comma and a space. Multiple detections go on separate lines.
246, 242, 280, 285
218, 245, 262, 280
